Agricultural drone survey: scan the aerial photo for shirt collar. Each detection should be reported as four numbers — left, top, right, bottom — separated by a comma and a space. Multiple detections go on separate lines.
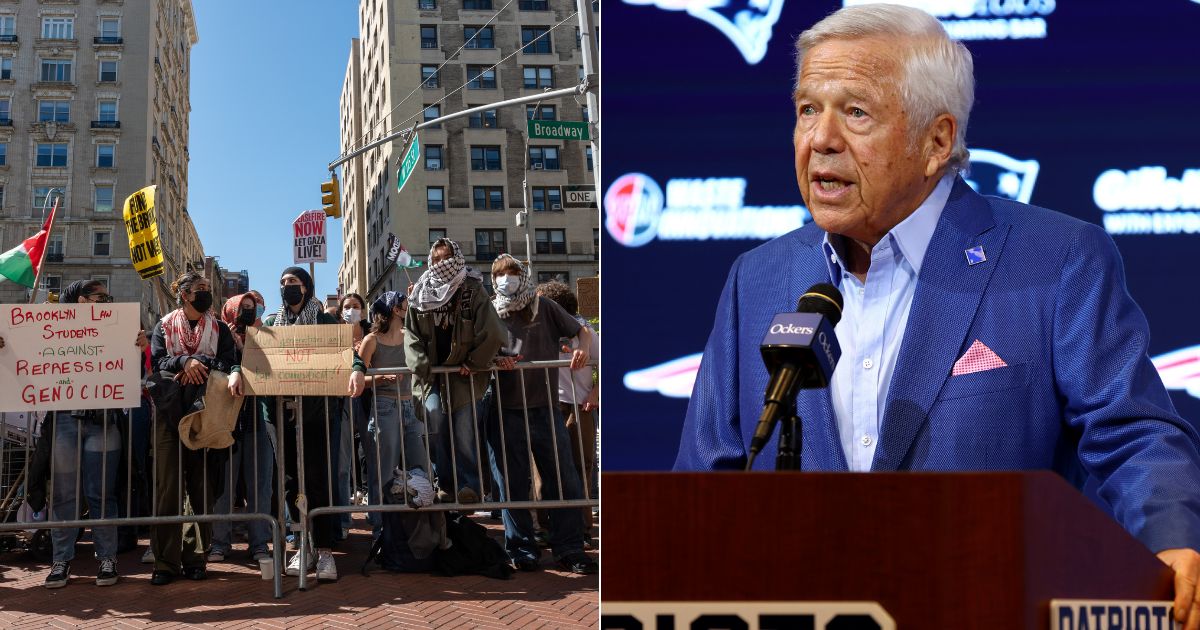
821, 172, 956, 282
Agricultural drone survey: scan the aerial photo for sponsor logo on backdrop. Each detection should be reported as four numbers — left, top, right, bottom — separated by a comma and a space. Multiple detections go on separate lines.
1153, 346, 1200, 400
604, 173, 810, 247
1094, 167, 1200, 235
844, 0, 1055, 41
964, 149, 1040, 203
622, 0, 784, 65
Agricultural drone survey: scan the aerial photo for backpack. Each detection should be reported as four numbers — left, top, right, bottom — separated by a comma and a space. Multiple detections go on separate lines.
361, 469, 443, 575
434, 513, 515, 580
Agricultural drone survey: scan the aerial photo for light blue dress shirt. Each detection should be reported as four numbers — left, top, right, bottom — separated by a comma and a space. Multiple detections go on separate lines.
823, 174, 955, 471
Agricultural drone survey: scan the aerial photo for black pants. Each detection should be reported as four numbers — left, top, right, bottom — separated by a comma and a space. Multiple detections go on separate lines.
279, 396, 342, 549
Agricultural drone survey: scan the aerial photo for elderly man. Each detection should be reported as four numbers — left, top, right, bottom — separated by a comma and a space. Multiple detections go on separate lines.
673, 4, 1200, 626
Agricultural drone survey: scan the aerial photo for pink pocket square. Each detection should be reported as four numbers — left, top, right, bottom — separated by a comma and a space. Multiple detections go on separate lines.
952, 340, 1008, 376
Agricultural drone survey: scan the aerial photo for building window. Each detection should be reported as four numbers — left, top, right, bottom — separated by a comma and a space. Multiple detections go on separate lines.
0, 57, 11, 80
420, 25, 438, 49
529, 146, 560, 170
96, 144, 115, 168
427, 186, 444, 212
98, 100, 118, 122
38, 100, 70, 122
420, 65, 439, 88
582, 105, 589, 122
531, 186, 563, 211
521, 0, 550, 9
428, 228, 446, 248
468, 108, 497, 128
94, 185, 113, 213
423, 104, 440, 128
99, 18, 120, 39
424, 144, 442, 170
462, 0, 492, 8
0, 98, 8, 123
585, 146, 593, 171
36, 143, 69, 167
47, 234, 64, 262
42, 17, 74, 40
418, 0, 436, 8
523, 66, 553, 89
470, 145, 501, 171
526, 104, 556, 120
0, 16, 14, 37
464, 26, 494, 49
538, 271, 568, 283
44, 274, 61, 294
93, 231, 111, 256
0, 142, 7, 166
34, 187, 64, 212
39, 59, 73, 83
99, 60, 118, 82
521, 27, 552, 54
466, 66, 496, 89
535, 228, 566, 254
475, 229, 506, 261
472, 186, 504, 210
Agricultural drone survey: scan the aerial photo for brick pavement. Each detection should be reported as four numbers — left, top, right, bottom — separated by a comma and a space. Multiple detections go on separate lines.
0, 514, 598, 629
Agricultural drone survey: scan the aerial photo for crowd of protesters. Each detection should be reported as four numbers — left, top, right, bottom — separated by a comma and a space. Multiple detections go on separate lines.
8, 237, 598, 589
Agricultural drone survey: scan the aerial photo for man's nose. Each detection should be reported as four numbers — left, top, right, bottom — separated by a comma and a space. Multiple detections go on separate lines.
810, 111, 844, 154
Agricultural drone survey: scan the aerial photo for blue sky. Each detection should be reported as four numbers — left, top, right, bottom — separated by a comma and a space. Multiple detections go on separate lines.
188, 1, 360, 312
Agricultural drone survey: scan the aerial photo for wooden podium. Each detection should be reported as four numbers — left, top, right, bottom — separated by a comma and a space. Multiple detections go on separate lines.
602, 472, 1174, 629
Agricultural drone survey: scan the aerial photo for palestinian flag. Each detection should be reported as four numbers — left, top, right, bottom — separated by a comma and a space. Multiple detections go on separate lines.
396, 246, 423, 269
0, 201, 57, 288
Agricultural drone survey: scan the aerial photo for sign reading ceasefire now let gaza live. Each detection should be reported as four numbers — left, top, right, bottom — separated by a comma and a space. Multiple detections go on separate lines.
293, 210, 327, 264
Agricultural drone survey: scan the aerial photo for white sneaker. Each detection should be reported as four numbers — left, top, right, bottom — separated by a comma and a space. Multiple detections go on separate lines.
285, 549, 315, 576
140, 548, 154, 564
316, 550, 337, 582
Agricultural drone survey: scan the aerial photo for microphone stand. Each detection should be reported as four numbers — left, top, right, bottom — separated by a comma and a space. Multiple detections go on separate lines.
775, 404, 802, 471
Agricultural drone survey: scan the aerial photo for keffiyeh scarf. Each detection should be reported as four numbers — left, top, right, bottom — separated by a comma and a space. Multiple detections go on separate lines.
272, 297, 324, 326
491, 254, 538, 319
411, 239, 467, 326
162, 307, 220, 357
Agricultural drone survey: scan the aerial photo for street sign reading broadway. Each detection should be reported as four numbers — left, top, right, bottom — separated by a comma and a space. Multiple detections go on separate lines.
396, 132, 421, 193
528, 120, 590, 141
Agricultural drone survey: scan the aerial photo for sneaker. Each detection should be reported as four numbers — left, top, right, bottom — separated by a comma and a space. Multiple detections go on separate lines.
534, 530, 550, 548
207, 549, 225, 563
96, 557, 118, 587
557, 552, 598, 575
316, 550, 337, 582
436, 489, 452, 503
44, 561, 70, 589
457, 487, 480, 504
140, 548, 154, 564
285, 549, 315, 576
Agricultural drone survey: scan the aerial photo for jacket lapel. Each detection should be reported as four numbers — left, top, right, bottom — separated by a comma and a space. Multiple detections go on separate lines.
870, 178, 1010, 471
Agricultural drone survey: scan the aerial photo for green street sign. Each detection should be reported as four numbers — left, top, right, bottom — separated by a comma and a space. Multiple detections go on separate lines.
527, 120, 590, 141
396, 133, 421, 193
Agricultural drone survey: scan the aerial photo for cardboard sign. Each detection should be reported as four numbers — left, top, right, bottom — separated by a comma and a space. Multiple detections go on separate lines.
293, 210, 327, 264
123, 185, 165, 279
240, 324, 353, 396
0, 303, 141, 412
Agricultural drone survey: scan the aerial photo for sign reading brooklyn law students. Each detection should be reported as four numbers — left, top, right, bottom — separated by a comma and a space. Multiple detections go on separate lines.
0, 303, 141, 412
123, 185, 165, 280
527, 120, 590, 141
240, 324, 354, 396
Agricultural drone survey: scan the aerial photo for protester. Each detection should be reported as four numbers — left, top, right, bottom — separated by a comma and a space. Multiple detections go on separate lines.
335, 291, 370, 538
147, 271, 236, 586
229, 266, 366, 582
489, 255, 596, 575
405, 238, 505, 504
208, 292, 275, 564
535, 280, 599, 546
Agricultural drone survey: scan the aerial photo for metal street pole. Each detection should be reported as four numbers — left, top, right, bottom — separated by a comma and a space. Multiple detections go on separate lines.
576, 0, 601, 206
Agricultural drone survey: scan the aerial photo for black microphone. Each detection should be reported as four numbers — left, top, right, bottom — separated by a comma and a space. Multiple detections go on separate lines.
747, 283, 844, 464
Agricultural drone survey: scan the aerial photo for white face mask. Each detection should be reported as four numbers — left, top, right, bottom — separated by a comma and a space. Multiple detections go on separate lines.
342, 307, 362, 324
494, 274, 521, 297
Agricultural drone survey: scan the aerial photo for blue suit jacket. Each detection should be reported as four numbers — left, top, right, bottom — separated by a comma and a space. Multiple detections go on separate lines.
675, 177, 1200, 552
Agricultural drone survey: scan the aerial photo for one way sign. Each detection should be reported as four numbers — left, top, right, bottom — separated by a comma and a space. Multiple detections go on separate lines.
564, 185, 596, 208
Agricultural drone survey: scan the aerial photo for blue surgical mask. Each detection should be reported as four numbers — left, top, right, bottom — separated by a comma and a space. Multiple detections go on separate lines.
255, 304, 265, 318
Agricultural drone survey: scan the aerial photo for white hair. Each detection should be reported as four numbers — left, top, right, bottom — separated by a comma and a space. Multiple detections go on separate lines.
796, 3, 975, 170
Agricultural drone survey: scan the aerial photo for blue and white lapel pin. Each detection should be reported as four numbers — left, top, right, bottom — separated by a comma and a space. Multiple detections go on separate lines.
964, 246, 987, 266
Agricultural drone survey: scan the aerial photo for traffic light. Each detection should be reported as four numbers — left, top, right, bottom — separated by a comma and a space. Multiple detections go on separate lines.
321, 174, 341, 218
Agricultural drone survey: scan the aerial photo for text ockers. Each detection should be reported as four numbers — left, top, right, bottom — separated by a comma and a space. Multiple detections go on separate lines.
769, 324, 815, 335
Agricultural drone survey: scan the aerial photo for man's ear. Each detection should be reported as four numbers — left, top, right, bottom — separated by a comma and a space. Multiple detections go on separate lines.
923, 114, 956, 178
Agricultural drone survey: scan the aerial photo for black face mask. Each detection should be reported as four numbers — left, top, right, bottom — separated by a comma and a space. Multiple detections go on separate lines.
281, 284, 305, 306
237, 307, 256, 326
189, 290, 213, 313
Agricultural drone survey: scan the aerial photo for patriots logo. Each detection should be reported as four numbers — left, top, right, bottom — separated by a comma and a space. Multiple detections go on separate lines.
964, 148, 1041, 204
1153, 346, 1200, 400
622, 0, 785, 65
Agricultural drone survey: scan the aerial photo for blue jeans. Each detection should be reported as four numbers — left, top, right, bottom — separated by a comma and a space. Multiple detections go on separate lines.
211, 409, 276, 555
424, 384, 482, 495
487, 406, 585, 562
361, 395, 429, 530
50, 411, 121, 562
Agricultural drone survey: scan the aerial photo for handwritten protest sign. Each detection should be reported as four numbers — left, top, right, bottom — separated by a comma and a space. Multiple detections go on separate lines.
240, 324, 353, 396
123, 185, 165, 280
0, 303, 140, 412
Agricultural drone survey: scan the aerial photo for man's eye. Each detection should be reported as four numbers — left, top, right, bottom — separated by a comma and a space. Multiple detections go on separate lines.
799, 104, 816, 116
849, 107, 867, 118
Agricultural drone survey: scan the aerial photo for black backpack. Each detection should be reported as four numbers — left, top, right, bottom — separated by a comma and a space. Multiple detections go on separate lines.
361, 471, 443, 575
434, 513, 514, 580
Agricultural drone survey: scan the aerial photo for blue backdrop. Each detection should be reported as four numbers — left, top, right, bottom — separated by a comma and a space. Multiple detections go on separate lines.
602, 0, 1200, 470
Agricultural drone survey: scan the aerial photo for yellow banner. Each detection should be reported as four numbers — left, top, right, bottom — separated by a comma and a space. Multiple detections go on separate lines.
122, 185, 164, 280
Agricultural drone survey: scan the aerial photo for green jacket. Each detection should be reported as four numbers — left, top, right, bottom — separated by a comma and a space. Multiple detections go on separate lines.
404, 276, 505, 412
